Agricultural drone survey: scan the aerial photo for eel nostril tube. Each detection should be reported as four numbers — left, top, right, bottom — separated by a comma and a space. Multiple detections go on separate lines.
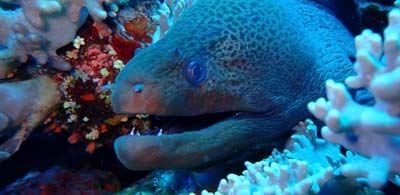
101, 83, 114, 91
132, 83, 144, 93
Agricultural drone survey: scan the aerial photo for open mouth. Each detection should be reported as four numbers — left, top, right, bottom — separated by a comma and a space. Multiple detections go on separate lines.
114, 111, 270, 170
129, 111, 241, 136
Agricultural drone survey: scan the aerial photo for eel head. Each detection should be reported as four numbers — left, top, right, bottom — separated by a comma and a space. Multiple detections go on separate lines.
111, 42, 276, 170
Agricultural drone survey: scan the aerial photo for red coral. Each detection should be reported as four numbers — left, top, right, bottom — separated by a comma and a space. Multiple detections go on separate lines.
73, 44, 118, 85
80, 45, 112, 75
68, 132, 81, 144
124, 16, 153, 43
86, 142, 97, 154
111, 15, 155, 63
49, 3, 158, 155
80, 93, 96, 101
111, 35, 140, 63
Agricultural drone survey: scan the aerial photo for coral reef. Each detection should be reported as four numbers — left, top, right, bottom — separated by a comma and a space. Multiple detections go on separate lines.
2, 0, 400, 194
117, 170, 197, 195
201, 120, 336, 195
0, 76, 60, 161
1, 166, 120, 194
308, 8, 400, 188
0, 0, 209, 158
40, 0, 158, 154
202, 159, 332, 195
0, 0, 115, 79
201, 120, 385, 194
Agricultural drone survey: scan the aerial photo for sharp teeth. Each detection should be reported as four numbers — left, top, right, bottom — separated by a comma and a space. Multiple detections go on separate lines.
130, 127, 136, 135
157, 128, 163, 136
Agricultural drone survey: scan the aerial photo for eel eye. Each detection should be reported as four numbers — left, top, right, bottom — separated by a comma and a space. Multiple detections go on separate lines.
184, 60, 207, 86
132, 83, 144, 93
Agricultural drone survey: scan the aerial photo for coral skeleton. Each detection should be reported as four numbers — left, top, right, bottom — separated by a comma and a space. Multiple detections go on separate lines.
308, 8, 400, 188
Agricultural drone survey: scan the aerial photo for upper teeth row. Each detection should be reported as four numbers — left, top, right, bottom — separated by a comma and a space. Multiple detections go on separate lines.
129, 127, 163, 136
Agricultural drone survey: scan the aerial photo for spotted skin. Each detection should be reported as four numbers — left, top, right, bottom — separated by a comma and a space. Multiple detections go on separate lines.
112, 0, 355, 170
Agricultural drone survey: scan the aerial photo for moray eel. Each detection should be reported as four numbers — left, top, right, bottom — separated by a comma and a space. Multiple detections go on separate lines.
111, 0, 355, 170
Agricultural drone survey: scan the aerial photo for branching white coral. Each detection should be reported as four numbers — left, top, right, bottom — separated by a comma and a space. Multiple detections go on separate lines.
202, 158, 333, 195
308, 8, 400, 188
152, 0, 196, 42
284, 120, 343, 168
200, 119, 383, 194
202, 159, 332, 195
202, 120, 340, 195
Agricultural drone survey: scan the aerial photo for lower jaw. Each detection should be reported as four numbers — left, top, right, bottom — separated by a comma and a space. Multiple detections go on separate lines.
128, 111, 241, 137
114, 111, 262, 170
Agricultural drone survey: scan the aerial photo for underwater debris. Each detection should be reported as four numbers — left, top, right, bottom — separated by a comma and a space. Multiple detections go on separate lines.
308, 8, 400, 188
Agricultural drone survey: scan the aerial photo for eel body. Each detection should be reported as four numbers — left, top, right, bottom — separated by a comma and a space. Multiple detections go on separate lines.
111, 0, 355, 170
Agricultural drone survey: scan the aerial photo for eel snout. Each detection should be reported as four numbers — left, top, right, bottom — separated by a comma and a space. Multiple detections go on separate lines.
111, 74, 171, 116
